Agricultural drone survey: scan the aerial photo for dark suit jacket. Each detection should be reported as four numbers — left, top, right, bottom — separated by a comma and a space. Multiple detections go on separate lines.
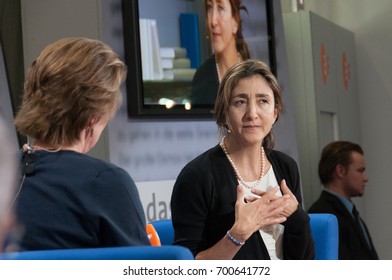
308, 190, 378, 259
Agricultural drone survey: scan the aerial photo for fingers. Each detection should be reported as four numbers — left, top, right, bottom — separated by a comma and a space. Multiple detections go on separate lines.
270, 205, 288, 222
235, 187, 288, 231
250, 187, 266, 197
244, 196, 258, 203
236, 185, 245, 205
278, 179, 299, 216
280, 180, 295, 201
235, 182, 297, 230
280, 179, 293, 196
259, 186, 280, 202
247, 186, 281, 205
254, 200, 287, 228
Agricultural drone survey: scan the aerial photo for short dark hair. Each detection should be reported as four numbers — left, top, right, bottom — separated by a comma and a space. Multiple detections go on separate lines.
318, 141, 364, 185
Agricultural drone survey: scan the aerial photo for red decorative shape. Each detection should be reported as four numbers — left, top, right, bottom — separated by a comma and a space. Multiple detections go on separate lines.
320, 43, 330, 85
342, 52, 351, 91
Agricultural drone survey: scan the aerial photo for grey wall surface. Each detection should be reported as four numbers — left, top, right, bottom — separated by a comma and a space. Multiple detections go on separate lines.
0, 42, 18, 146
282, 0, 392, 259
21, 0, 109, 160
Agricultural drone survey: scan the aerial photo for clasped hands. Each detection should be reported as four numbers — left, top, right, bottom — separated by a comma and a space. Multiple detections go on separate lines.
230, 179, 298, 243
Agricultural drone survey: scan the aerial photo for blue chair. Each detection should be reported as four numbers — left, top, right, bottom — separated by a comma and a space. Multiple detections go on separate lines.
309, 213, 339, 260
150, 219, 175, 245
152, 215, 339, 260
0, 245, 194, 260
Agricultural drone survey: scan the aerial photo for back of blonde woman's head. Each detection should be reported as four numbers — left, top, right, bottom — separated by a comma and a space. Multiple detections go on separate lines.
14, 37, 127, 147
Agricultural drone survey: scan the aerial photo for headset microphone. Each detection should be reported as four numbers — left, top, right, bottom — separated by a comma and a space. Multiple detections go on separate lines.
21, 144, 38, 176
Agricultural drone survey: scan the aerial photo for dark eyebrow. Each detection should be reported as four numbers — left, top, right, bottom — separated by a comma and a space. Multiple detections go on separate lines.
231, 93, 273, 98
231, 93, 248, 98
256, 93, 273, 98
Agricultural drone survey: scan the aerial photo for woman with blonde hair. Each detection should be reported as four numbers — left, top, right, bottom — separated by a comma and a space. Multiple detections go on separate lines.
13, 38, 150, 250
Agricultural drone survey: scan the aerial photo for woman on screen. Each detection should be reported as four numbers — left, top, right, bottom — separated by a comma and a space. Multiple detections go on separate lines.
190, 0, 250, 105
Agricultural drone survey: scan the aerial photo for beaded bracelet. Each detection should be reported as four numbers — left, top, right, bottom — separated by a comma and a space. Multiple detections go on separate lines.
226, 230, 245, 246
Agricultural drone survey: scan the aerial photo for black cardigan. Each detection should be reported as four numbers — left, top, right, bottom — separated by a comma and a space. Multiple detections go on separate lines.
190, 55, 219, 105
171, 145, 314, 259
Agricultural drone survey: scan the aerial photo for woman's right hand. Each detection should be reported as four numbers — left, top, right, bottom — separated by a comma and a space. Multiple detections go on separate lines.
229, 185, 288, 243
195, 185, 288, 259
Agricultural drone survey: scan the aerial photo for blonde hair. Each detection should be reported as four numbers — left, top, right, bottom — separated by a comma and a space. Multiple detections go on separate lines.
214, 59, 282, 151
14, 37, 126, 147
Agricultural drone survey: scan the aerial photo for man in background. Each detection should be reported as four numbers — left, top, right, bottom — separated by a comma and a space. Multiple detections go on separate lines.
308, 140, 379, 259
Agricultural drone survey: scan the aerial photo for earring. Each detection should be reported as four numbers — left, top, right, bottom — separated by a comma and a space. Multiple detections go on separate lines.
224, 123, 231, 133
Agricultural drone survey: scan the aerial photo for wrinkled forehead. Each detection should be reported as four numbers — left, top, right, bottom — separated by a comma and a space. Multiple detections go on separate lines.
230, 75, 272, 96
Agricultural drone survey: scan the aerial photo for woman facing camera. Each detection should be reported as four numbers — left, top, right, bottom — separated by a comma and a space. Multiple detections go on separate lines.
172, 59, 314, 259
191, 0, 250, 105
13, 38, 150, 251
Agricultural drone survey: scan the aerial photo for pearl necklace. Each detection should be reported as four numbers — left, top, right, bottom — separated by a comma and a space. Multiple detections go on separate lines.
220, 137, 266, 190
215, 52, 241, 83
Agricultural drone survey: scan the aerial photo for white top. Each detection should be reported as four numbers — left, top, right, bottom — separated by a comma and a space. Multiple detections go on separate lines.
242, 166, 284, 260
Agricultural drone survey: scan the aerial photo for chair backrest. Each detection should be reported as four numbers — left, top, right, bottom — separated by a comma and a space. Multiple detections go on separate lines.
0, 245, 193, 260
309, 213, 339, 260
150, 219, 175, 245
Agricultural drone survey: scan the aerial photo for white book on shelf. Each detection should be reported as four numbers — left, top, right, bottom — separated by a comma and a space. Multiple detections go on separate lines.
139, 18, 163, 80
161, 58, 191, 69
162, 68, 196, 81
139, 19, 150, 80
160, 47, 187, 59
